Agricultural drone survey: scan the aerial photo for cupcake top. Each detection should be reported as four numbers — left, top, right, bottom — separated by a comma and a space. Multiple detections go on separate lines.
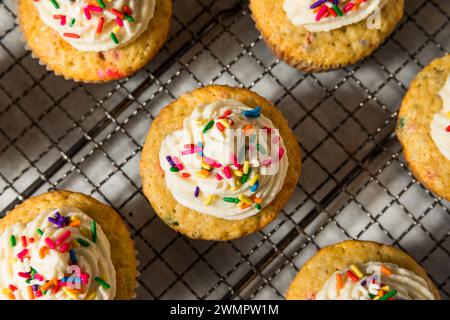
316, 262, 435, 300
32, 0, 156, 51
159, 99, 289, 221
430, 75, 450, 160
283, 0, 384, 32
0, 207, 116, 300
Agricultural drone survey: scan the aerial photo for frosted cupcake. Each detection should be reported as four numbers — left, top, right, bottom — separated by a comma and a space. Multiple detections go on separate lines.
140, 85, 302, 241
19, 0, 172, 82
249, 0, 404, 72
0, 191, 137, 300
286, 240, 440, 300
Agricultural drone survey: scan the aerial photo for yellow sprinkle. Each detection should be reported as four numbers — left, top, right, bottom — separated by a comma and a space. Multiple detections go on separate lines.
230, 186, 240, 192
218, 119, 231, 128
63, 287, 79, 300
238, 194, 253, 205
373, 296, 380, 300
243, 161, 250, 174
381, 285, 390, 291
233, 170, 243, 177
196, 171, 209, 179
195, 120, 203, 127
114, 26, 120, 33
446, 111, 450, 119
204, 195, 215, 206
201, 162, 212, 171
72, 240, 80, 248
247, 174, 260, 186
1, 288, 11, 295
86, 292, 97, 300
350, 265, 364, 279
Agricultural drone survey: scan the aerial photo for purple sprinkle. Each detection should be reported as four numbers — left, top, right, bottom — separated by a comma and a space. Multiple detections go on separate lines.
54, 211, 61, 219
64, 216, 71, 226
48, 217, 60, 225
32, 285, 38, 291
166, 156, 176, 168
194, 186, 200, 198
310, 0, 327, 9
361, 280, 367, 286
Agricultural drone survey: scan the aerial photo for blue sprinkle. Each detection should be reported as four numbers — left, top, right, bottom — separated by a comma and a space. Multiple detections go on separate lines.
242, 107, 261, 118
70, 249, 77, 264
250, 181, 259, 193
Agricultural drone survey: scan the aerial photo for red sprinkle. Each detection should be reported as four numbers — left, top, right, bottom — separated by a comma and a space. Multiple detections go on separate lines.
18, 272, 31, 279
21, 236, 27, 248
96, 17, 105, 34
55, 230, 71, 245
347, 270, 359, 282
63, 33, 80, 39
446, 125, 450, 132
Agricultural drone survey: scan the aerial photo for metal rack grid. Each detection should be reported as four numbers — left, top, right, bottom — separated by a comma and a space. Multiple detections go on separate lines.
0, 0, 449, 300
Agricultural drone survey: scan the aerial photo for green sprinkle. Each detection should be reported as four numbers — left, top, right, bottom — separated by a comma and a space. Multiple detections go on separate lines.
76, 238, 90, 247
37, 229, 43, 236
399, 117, 405, 129
95, 277, 111, 289
9, 235, 16, 247
69, 18, 75, 27
332, 4, 343, 16
110, 32, 119, 45
223, 197, 239, 203
50, 0, 59, 9
170, 167, 179, 173
96, 0, 106, 8
203, 120, 214, 134
125, 14, 134, 22
379, 289, 397, 301
43, 290, 48, 295
91, 221, 97, 243
255, 204, 262, 210
25, 279, 31, 284
31, 269, 37, 278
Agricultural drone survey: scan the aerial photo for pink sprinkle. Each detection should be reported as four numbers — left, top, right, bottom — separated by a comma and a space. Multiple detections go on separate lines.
59, 243, 70, 253
81, 273, 89, 285
84, 8, 92, 20
55, 230, 71, 245
223, 166, 232, 179
203, 156, 216, 165
316, 5, 328, 21
182, 147, 202, 155
45, 237, 56, 249
115, 17, 124, 27
86, 5, 103, 12
216, 173, 223, 181
279, 147, 285, 160
344, 2, 355, 12
17, 249, 28, 260
212, 162, 222, 168
262, 159, 272, 166
34, 274, 44, 281
232, 154, 239, 167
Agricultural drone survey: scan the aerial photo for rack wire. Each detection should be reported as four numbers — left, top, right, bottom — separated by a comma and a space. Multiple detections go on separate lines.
0, 0, 449, 300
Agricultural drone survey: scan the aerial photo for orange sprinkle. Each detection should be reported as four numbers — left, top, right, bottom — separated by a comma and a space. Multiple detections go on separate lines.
27, 286, 34, 300
336, 273, 343, 295
69, 220, 81, 227
380, 265, 392, 276
239, 202, 251, 210
377, 289, 385, 297
253, 197, 263, 204
7, 293, 15, 300
39, 246, 49, 259
41, 278, 57, 292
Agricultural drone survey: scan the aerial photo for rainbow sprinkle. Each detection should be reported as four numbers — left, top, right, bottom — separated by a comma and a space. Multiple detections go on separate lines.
2, 211, 111, 300
309, 0, 368, 21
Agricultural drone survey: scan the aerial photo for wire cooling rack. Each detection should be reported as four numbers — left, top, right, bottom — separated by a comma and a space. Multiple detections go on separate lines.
0, 0, 449, 300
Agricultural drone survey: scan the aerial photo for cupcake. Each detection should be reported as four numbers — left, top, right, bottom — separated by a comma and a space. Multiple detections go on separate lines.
0, 190, 137, 300
397, 55, 450, 201
140, 85, 302, 241
286, 240, 440, 300
19, 0, 172, 82
249, 0, 404, 72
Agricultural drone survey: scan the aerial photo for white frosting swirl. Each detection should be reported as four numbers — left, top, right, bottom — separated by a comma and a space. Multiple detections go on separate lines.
430, 75, 450, 160
283, 0, 382, 32
0, 208, 116, 300
159, 99, 289, 220
316, 262, 435, 300
33, 0, 155, 51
